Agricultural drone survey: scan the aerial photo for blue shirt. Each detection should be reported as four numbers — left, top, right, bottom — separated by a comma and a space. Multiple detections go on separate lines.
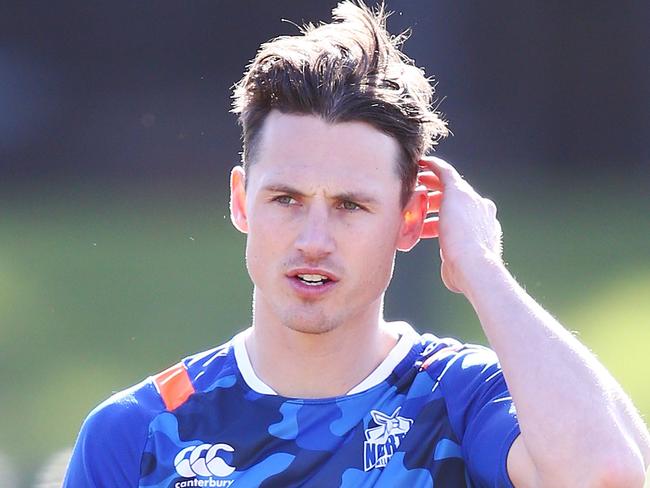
64, 323, 520, 487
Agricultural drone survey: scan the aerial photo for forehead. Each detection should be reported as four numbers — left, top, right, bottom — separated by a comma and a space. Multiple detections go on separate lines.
247, 111, 402, 194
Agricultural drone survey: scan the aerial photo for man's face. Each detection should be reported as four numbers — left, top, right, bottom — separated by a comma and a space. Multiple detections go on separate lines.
230, 110, 424, 334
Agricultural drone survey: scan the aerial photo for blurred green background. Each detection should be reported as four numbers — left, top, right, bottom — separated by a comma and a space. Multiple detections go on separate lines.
3, 1, 650, 486
2, 175, 648, 486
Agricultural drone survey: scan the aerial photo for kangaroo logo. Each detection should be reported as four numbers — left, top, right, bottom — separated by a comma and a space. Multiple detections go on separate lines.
363, 407, 413, 471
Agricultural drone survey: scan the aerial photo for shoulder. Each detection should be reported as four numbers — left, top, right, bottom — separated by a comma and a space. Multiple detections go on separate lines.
87, 377, 162, 429
414, 332, 519, 486
416, 334, 511, 420
64, 337, 238, 486
417, 333, 502, 385
64, 377, 163, 486
81, 337, 236, 434
182, 338, 238, 394
413, 332, 515, 433
79, 336, 238, 432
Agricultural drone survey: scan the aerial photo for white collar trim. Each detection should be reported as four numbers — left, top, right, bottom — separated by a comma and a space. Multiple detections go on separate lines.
232, 328, 277, 395
231, 321, 419, 397
346, 321, 418, 394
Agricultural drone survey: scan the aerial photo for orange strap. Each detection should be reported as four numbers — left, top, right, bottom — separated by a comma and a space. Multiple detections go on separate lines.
153, 363, 195, 411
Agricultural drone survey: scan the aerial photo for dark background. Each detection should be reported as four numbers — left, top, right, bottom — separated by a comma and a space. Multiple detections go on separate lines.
3, 1, 649, 189
1, 1, 649, 485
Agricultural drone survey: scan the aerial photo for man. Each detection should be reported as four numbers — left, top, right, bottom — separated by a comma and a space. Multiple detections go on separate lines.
64, 2, 650, 487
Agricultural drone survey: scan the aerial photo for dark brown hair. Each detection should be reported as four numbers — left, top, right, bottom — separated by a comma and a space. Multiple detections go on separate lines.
231, 1, 448, 206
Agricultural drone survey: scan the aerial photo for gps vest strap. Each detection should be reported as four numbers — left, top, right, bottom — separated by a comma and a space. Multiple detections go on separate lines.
153, 363, 195, 411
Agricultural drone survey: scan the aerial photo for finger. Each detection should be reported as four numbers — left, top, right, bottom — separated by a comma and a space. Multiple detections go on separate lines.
420, 217, 439, 238
417, 171, 443, 190
427, 191, 442, 211
418, 156, 461, 186
419, 155, 454, 172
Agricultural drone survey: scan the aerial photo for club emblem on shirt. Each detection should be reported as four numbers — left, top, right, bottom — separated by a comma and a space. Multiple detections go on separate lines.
363, 406, 413, 471
174, 443, 236, 486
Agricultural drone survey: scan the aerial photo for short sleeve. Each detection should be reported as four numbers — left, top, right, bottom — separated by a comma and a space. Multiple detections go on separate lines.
63, 380, 161, 488
437, 344, 520, 488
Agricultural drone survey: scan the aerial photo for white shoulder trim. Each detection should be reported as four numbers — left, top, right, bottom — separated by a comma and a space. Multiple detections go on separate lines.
232, 328, 277, 395
346, 321, 419, 395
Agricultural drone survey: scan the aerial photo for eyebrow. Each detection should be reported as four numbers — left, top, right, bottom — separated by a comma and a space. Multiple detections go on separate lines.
261, 184, 380, 206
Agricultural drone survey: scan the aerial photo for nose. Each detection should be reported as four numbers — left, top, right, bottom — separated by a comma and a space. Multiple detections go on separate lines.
294, 203, 336, 260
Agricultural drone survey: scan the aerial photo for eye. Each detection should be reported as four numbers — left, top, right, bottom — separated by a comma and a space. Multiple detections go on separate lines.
273, 195, 297, 205
339, 201, 362, 211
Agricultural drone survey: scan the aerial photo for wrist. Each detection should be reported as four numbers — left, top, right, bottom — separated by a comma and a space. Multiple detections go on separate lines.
453, 250, 509, 298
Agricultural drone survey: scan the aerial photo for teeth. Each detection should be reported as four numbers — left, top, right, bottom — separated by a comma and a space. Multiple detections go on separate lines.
302, 281, 322, 286
297, 274, 328, 283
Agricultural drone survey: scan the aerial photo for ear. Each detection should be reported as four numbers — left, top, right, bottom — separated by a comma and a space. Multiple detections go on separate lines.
229, 165, 248, 234
396, 186, 428, 252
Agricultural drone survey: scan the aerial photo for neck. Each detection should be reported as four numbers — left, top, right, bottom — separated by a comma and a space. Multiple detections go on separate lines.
245, 293, 399, 398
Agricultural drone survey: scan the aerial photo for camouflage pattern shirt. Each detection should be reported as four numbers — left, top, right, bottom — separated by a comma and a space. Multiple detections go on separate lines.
64, 322, 520, 487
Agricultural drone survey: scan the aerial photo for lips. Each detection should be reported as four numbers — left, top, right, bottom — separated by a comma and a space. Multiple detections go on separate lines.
286, 268, 339, 298
287, 268, 339, 282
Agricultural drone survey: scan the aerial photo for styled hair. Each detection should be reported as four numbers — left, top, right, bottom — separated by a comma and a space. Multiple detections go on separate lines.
231, 1, 448, 206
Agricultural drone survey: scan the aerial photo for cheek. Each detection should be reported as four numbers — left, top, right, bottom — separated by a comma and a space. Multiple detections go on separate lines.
351, 230, 398, 285
244, 226, 273, 280
367, 217, 402, 253
244, 215, 295, 280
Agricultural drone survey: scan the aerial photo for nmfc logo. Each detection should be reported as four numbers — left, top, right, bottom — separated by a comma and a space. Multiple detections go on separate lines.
174, 443, 235, 487
363, 407, 413, 471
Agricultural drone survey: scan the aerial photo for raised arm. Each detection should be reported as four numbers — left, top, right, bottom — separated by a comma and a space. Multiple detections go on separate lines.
418, 156, 650, 487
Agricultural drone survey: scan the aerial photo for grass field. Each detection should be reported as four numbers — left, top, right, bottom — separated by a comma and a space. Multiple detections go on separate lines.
1, 178, 648, 486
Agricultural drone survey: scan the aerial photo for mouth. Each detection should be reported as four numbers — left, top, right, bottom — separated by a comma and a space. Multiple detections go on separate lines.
295, 273, 332, 286
287, 269, 339, 296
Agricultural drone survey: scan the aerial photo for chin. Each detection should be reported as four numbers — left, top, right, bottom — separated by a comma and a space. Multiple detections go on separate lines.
281, 309, 342, 335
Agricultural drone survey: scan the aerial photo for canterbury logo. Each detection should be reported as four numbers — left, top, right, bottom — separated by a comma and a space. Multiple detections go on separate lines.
174, 443, 236, 478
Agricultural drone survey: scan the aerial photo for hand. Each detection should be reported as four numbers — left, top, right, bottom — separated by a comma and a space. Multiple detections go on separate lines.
417, 156, 504, 294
